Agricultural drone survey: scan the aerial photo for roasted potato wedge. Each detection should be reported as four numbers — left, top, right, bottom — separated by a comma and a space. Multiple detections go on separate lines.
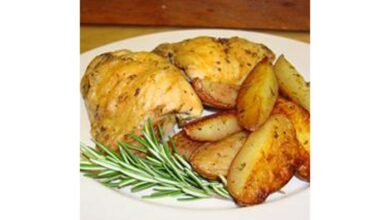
227, 115, 301, 206
274, 55, 310, 111
183, 111, 242, 142
190, 131, 248, 180
192, 78, 239, 109
170, 131, 205, 159
272, 97, 310, 181
237, 59, 279, 131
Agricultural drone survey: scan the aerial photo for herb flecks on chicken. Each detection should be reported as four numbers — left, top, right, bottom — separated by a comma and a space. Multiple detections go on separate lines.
153, 37, 275, 109
81, 50, 203, 151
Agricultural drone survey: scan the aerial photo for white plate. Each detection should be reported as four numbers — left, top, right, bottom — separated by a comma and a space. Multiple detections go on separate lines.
80, 29, 310, 220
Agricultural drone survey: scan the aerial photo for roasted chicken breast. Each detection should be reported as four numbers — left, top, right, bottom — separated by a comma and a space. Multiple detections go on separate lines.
153, 36, 275, 109
81, 50, 203, 151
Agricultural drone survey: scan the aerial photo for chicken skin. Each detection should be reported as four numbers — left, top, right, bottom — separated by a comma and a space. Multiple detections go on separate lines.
153, 36, 275, 109
81, 50, 203, 151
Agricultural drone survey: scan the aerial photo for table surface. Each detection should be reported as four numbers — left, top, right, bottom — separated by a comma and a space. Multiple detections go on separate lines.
80, 26, 310, 53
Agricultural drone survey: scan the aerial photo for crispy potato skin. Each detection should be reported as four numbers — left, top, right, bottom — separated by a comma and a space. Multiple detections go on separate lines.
192, 78, 239, 109
227, 115, 301, 206
236, 60, 279, 131
153, 36, 275, 109
272, 97, 310, 182
183, 111, 242, 142
190, 131, 248, 180
170, 131, 206, 159
274, 55, 310, 111
296, 149, 310, 181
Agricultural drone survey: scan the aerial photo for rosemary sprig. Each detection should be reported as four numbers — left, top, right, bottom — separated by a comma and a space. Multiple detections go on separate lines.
80, 119, 231, 201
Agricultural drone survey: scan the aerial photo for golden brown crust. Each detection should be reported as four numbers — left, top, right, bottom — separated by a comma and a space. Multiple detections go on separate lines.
190, 131, 248, 180
80, 50, 203, 151
183, 110, 242, 142
295, 148, 310, 181
153, 36, 275, 109
227, 115, 301, 206
272, 97, 310, 182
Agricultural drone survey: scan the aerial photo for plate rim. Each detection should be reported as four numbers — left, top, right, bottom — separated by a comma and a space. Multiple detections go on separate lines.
81, 28, 309, 56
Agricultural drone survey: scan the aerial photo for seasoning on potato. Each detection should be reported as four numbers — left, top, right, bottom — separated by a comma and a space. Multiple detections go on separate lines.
237, 58, 279, 131
190, 131, 248, 180
272, 97, 310, 181
227, 114, 301, 206
183, 111, 242, 142
274, 55, 310, 111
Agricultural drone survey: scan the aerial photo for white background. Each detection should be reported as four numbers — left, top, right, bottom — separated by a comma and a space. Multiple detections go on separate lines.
1, 0, 390, 220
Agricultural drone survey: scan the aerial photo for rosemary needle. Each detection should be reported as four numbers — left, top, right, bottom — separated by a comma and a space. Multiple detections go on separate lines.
80, 119, 231, 201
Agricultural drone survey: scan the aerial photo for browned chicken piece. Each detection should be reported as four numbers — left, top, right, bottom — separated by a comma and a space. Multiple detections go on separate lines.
81, 50, 203, 151
153, 36, 275, 109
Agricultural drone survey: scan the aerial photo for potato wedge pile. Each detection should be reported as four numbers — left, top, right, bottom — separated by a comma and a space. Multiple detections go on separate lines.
170, 54, 310, 206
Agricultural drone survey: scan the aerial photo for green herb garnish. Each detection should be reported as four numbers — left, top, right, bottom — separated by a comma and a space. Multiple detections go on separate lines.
80, 120, 231, 201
